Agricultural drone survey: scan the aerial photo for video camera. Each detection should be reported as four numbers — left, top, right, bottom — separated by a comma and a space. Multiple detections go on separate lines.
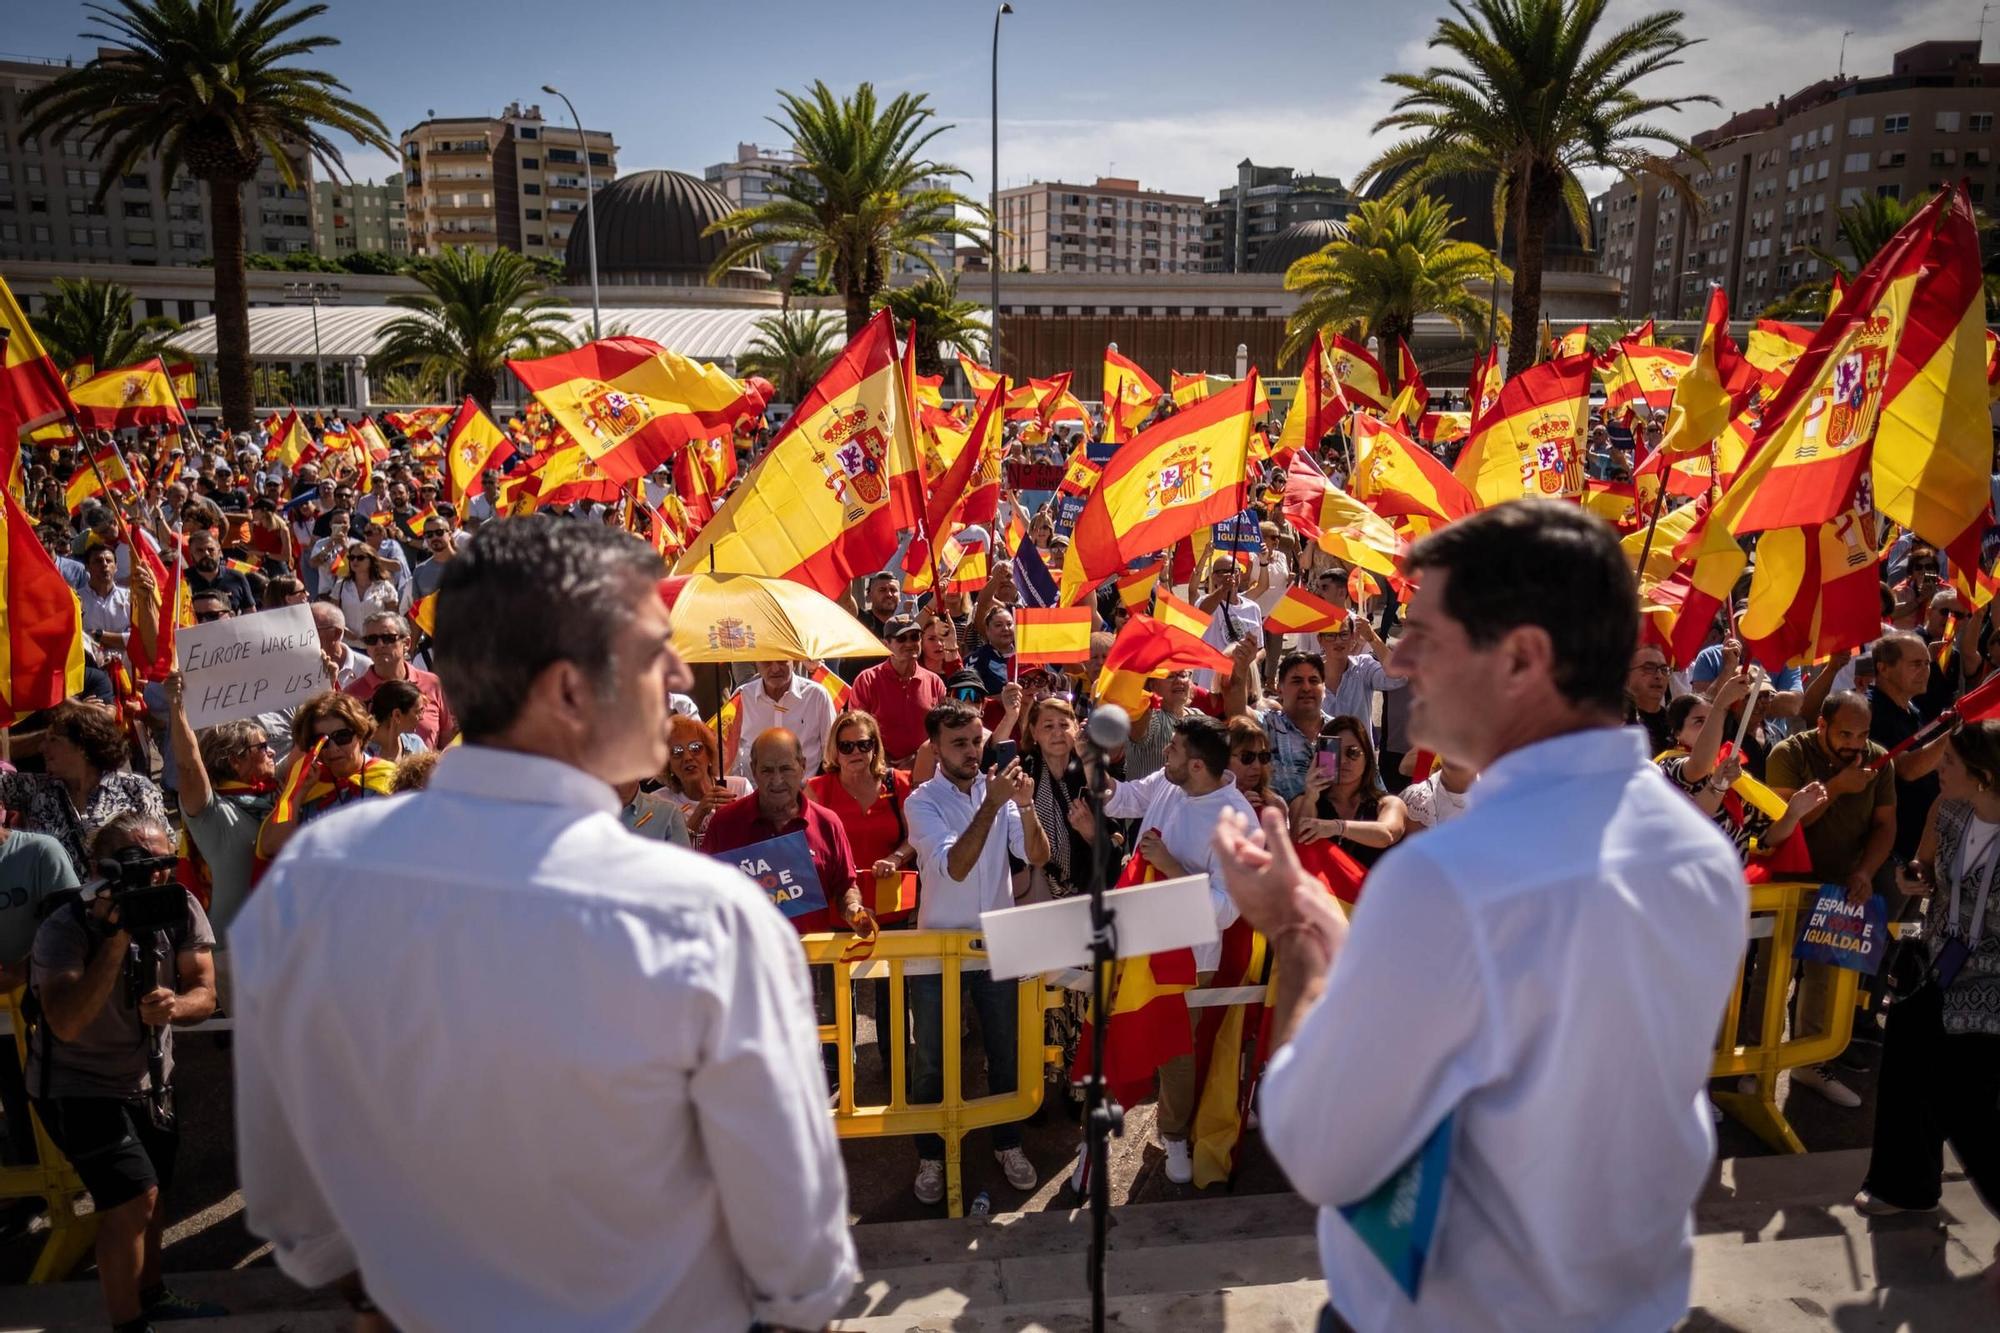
89, 849, 187, 936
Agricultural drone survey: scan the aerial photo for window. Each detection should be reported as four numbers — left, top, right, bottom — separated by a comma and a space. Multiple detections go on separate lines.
1972, 113, 1994, 133
28, 196, 47, 213
1848, 116, 1874, 136
1883, 113, 1910, 134
526, 233, 543, 246
587, 152, 608, 168
123, 200, 151, 218
23, 164, 42, 184
546, 148, 578, 164
1786, 168, 1799, 189
1844, 152, 1870, 172
524, 207, 541, 220
0, 224, 15, 243
520, 156, 538, 169
1879, 150, 1906, 167
522, 183, 540, 196
1840, 186, 1866, 206
31, 224, 50, 242
128, 229, 155, 247
1935, 110, 1961, 132
1972, 182, 1988, 203
1878, 183, 1902, 199
1806, 128, 1820, 148
1968, 147, 1993, 166
1817, 160, 1829, 180
517, 126, 537, 140
1930, 149, 1957, 166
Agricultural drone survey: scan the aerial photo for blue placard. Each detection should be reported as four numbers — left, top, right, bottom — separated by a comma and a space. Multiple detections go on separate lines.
1212, 507, 1264, 553
730, 830, 827, 920
1338, 1111, 1453, 1299
1052, 493, 1087, 539
1793, 884, 1888, 974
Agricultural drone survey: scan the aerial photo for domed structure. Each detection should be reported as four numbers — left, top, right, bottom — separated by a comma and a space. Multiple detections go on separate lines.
1249, 218, 1348, 275
1361, 168, 1591, 270
564, 169, 768, 289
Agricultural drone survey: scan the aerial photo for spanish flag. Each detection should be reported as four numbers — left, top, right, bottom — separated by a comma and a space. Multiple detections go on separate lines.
916, 401, 971, 483
1746, 320, 1814, 374
1070, 857, 1197, 1108
1262, 585, 1348, 636
809, 661, 851, 708
1466, 345, 1502, 428
1348, 413, 1478, 533
1093, 611, 1232, 713
1060, 372, 1262, 605
712, 693, 743, 774
1658, 286, 1752, 455
509, 338, 754, 484
0, 485, 87, 727
1282, 451, 1403, 577
1149, 586, 1211, 640
1056, 446, 1101, 498
1103, 347, 1163, 444
1114, 562, 1161, 611
1551, 325, 1591, 359
942, 542, 988, 595
167, 361, 197, 409
126, 528, 191, 683
0, 272, 72, 435
1273, 332, 1342, 466
1600, 342, 1693, 417
444, 396, 511, 510
1389, 337, 1427, 428
64, 445, 136, 512
676, 311, 922, 599
957, 355, 1006, 398
1581, 478, 1642, 532
1169, 370, 1214, 407
411, 591, 438, 637
1451, 353, 1593, 507
1325, 334, 1391, 414
355, 414, 394, 462
905, 384, 1003, 583
69, 358, 186, 431
1013, 606, 1092, 665
269, 410, 315, 471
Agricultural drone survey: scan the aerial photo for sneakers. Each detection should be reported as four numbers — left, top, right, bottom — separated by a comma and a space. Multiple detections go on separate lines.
1854, 1190, 1935, 1217
914, 1158, 945, 1205
996, 1145, 1037, 1191
145, 1289, 229, 1321
1162, 1138, 1193, 1184
1792, 1063, 1862, 1108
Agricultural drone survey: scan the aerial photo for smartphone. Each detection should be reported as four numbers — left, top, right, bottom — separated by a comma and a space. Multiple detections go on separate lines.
1315, 735, 1342, 782
992, 739, 1019, 768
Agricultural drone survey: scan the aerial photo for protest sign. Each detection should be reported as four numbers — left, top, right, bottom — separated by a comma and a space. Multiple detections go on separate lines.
176, 603, 322, 729
730, 830, 828, 921
1793, 884, 1888, 974
1004, 462, 1066, 492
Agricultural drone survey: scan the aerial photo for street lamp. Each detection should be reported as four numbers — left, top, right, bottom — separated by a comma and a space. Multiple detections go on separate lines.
283, 280, 340, 408
542, 84, 602, 340
989, 3, 1012, 377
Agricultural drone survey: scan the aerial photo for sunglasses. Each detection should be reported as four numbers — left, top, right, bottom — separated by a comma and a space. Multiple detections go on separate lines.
836, 736, 878, 755
315, 727, 358, 748
670, 740, 707, 757
1234, 749, 1273, 765
194, 609, 228, 623
362, 632, 404, 646
890, 631, 922, 643
953, 687, 983, 702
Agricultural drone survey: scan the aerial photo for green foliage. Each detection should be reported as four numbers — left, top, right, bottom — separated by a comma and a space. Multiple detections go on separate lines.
29, 276, 186, 374
739, 309, 842, 405
873, 275, 986, 376
366, 246, 572, 414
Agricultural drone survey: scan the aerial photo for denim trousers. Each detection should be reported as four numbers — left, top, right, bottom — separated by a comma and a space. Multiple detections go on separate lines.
907, 969, 1023, 1159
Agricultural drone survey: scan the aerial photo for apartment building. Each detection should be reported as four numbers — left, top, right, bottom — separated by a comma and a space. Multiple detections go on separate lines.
994, 177, 1205, 274
313, 174, 407, 256
400, 101, 615, 261
1202, 161, 1354, 273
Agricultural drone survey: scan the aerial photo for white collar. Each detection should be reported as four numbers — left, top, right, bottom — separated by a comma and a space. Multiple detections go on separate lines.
428, 745, 620, 817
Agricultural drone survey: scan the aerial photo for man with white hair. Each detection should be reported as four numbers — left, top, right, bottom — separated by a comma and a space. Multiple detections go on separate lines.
343, 611, 456, 748
312, 602, 370, 688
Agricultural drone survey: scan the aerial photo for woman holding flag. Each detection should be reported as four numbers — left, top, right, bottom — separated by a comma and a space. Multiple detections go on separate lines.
255, 693, 397, 862
1656, 679, 1827, 869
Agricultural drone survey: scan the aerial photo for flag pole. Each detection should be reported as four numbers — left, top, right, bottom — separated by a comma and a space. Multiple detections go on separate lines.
1631, 474, 1671, 588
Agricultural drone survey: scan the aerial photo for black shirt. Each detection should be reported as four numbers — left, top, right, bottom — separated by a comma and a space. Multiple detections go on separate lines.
187, 565, 257, 614
1867, 684, 1939, 859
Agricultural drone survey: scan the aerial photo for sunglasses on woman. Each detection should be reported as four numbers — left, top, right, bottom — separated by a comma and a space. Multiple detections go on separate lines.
670, 741, 707, 757
1234, 749, 1273, 765
315, 727, 358, 748
836, 736, 878, 755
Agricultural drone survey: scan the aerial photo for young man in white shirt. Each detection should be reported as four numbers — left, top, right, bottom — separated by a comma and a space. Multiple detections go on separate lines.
232, 518, 857, 1331
904, 701, 1050, 1206
1212, 500, 1746, 1333
730, 660, 835, 781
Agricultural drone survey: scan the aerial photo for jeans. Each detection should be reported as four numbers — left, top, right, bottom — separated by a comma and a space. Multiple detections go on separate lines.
907, 969, 1023, 1159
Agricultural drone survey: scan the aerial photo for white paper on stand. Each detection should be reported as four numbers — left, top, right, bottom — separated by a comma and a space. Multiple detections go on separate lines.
979, 873, 1220, 981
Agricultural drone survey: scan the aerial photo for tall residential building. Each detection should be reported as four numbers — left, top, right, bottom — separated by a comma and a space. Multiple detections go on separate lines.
1593, 39, 2000, 318
400, 101, 615, 261
704, 140, 955, 280
1202, 161, 1354, 273
314, 174, 407, 256
0, 53, 315, 269
994, 177, 1205, 275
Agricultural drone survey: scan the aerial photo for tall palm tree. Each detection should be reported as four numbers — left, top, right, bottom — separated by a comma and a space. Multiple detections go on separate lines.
704, 82, 988, 338
1280, 195, 1506, 375
1805, 193, 1924, 280
1361, 0, 1711, 374
739, 309, 842, 405
367, 247, 571, 415
24, 0, 392, 432
29, 276, 186, 375
874, 275, 987, 376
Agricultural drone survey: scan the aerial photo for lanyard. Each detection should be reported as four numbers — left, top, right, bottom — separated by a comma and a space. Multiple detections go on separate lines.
1947, 819, 1999, 943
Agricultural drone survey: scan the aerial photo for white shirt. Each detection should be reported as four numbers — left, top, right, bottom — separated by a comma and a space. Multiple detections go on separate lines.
1103, 769, 1256, 972
79, 581, 130, 639
1252, 551, 1292, 617
1260, 728, 1745, 1333
907, 772, 1026, 929
730, 674, 835, 780
231, 747, 857, 1332
1197, 594, 1265, 689
1400, 770, 1471, 830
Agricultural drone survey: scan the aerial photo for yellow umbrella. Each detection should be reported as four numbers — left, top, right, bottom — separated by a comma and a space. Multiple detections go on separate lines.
661, 572, 889, 663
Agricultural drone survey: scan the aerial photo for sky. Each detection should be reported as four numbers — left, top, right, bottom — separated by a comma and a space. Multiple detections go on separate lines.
6, 0, 1991, 206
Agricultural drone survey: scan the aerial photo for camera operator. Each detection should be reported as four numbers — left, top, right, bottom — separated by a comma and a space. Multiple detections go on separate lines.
26, 812, 222, 1331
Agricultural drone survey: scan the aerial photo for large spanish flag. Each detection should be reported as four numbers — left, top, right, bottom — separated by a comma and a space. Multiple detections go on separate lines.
166, 361, 197, 409
1282, 451, 1403, 576
1451, 353, 1593, 506
676, 311, 922, 598
1347, 413, 1478, 533
0, 273, 72, 435
1325, 333, 1391, 414
444, 396, 512, 510
1059, 372, 1261, 605
1014, 606, 1093, 665
0, 484, 86, 727
1601, 341, 1693, 416
509, 338, 754, 484
1103, 346, 1163, 444
1273, 332, 1342, 465
68, 358, 186, 431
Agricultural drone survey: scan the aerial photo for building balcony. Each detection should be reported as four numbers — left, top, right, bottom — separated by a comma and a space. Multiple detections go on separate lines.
426, 143, 490, 159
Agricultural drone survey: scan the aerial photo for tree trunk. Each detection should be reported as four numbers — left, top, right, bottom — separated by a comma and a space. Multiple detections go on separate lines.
844, 284, 870, 342
209, 176, 255, 432
1504, 169, 1565, 375
465, 369, 497, 419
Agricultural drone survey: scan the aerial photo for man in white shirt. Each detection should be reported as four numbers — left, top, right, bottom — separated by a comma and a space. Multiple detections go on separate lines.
78, 545, 132, 663
232, 518, 857, 1332
1212, 501, 1746, 1333
904, 701, 1050, 1206
1100, 712, 1256, 1184
730, 660, 834, 781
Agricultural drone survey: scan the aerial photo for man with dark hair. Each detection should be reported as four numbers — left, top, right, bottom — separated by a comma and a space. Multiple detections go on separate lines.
1867, 631, 1950, 869
1097, 712, 1257, 1183
1212, 500, 1746, 1333
183, 528, 255, 614
232, 517, 858, 1330
1229, 650, 1328, 801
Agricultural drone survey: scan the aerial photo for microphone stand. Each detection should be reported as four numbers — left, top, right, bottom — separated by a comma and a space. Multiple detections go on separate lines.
1077, 729, 1121, 1332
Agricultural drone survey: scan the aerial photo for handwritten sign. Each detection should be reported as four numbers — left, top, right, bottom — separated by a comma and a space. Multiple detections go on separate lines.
1794, 884, 1888, 974
176, 603, 323, 729
1003, 462, 1066, 492
730, 830, 827, 921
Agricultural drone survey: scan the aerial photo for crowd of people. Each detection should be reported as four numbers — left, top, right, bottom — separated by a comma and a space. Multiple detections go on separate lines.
2, 393, 1997, 1333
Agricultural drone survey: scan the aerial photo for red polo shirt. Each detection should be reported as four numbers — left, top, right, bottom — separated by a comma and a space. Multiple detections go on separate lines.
700, 792, 856, 935
848, 661, 945, 762
344, 663, 458, 748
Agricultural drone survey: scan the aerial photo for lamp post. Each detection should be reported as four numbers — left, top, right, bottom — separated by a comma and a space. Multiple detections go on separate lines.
989, 3, 1012, 377
542, 84, 601, 340
283, 280, 339, 407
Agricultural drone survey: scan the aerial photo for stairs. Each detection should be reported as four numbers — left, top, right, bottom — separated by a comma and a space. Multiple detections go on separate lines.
3, 1150, 1992, 1331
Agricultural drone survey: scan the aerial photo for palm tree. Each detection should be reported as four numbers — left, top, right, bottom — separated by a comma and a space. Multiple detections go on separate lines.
739, 309, 842, 405
29, 276, 186, 375
704, 82, 988, 338
874, 275, 987, 376
24, 0, 393, 432
1584, 317, 1685, 353
1805, 194, 1924, 280
1280, 195, 1506, 375
1361, 0, 1712, 374
373, 367, 443, 405
368, 247, 572, 415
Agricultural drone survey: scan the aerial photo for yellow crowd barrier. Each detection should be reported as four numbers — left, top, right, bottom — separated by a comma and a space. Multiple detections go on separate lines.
0, 990, 101, 1283
801, 930, 1044, 1218
1709, 880, 1861, 1154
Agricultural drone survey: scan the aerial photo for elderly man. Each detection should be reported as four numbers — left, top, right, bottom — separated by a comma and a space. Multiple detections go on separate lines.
342, 611, 456, 749
849, 616, 945, 767
312, 602, 371, 689
702, 728, 865, 937
729, 660, 835, 781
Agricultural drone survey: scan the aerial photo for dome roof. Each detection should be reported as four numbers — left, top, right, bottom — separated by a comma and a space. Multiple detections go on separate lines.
1360, 168, 1588, 263
564, 169, 764, 287
1250, 218, 1347, 274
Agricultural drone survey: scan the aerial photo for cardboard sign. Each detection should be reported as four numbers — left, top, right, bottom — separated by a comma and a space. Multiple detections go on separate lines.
1794, 884, 1888, 974
176, 603, 323, 729
730, 830, 827, 921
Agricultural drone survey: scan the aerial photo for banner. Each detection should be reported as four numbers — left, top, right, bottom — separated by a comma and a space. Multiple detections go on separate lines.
175, 604, 321, 729
1793, 884, 1888, 974
1004, 462, 1066, 492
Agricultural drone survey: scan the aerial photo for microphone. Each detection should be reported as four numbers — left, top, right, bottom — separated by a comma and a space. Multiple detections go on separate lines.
1079, 704, 1131, 799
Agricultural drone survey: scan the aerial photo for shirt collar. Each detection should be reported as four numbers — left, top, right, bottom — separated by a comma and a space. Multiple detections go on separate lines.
1467, 726, 1645, 811
429, 745, 620, 816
